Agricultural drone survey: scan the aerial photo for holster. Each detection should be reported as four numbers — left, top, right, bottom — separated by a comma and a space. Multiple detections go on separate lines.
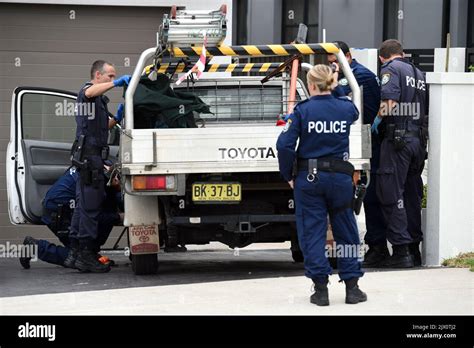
353, 183, 367, 215
54, 204, 72, 234
386, 124, 407, 151
71, 135, 86, 168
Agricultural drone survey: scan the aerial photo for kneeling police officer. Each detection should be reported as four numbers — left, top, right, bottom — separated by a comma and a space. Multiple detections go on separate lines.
277, 64, 366, 306
65, 60, 129, 273
20, 166, 122, 269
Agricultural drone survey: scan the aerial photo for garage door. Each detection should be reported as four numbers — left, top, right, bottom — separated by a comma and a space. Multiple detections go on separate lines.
0, 3, 168, 238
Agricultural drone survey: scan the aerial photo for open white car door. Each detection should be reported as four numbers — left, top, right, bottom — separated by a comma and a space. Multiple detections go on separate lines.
6, 87, 77, 225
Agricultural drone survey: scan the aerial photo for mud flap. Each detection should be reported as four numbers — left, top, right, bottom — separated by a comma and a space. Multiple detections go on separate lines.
129, 225, 160, 254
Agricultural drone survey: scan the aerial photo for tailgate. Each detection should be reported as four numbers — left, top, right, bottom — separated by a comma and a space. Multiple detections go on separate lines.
121, 124, 371, 175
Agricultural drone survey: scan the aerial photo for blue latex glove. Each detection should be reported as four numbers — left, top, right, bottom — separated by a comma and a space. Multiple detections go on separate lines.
371, 116, 382, 134
113, 75, 131, 87
114, 103, 124, 123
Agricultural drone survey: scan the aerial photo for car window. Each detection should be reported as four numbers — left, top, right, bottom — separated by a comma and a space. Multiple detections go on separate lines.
22, 93, 76, 143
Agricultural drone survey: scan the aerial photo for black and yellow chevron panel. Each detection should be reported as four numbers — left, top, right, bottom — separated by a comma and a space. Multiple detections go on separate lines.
152, 62, 283, 74
169, 43, 340, 58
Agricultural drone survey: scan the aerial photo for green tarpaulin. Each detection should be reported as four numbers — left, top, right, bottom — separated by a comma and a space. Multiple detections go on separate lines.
130, 73, 212, 129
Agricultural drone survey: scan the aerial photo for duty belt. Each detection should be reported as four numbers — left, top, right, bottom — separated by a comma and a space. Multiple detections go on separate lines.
387, 129, 419, 138
385, 124, 420, 140
297, 157, 354, 177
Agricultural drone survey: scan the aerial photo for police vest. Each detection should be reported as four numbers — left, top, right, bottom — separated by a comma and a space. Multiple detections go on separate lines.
75, 82, 110, 148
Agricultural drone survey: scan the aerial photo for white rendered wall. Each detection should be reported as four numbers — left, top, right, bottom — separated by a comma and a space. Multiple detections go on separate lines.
424, 73, 474, 266
434, 48, 467, 72
351, 48, 379, 76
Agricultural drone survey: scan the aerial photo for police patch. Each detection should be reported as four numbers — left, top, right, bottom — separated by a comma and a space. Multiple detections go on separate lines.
381, 73, 391, 85
339, 78, 348, 86
282, 119, 292, 133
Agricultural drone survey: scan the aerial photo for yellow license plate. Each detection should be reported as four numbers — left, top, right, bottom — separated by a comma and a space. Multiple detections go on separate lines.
192, 183, 241, 202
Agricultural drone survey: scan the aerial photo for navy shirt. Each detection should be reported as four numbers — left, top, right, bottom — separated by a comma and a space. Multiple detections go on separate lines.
41, 167, 78, 224
276, 95, 359, 181
41, 167, 121, 225
380, 57, 427, 128
75, 83, 109, 148
333, 59, 381, 125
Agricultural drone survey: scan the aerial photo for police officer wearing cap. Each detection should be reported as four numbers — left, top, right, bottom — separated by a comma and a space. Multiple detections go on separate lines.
371, 39, 428, 268
277, 64, 367, 306
327, 41, 387, 267
64, 60, 129, 273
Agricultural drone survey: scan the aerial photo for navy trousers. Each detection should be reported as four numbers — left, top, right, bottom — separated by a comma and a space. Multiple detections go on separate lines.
364, 136, 388, 246
376, 137, 426, 246
70, 155, 105, 248
294, 171, 364, 281
37, 217, 117, 266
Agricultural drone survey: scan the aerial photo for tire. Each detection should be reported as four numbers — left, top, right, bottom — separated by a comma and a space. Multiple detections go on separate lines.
291, 250, 304, 263
131, 254, 159, 275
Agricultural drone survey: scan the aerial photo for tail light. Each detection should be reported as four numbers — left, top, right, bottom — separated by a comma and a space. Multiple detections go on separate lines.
132, 175, 176, 191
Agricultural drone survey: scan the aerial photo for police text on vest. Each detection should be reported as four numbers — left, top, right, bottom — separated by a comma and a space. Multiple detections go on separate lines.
18, 322, 56, 341
308, 121, 347, 133
406, 76, 426, 91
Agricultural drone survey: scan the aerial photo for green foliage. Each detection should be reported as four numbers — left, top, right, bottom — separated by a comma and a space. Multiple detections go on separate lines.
422, 184, 427, 209
442, 252, 474, 272
469, 65, 474, 72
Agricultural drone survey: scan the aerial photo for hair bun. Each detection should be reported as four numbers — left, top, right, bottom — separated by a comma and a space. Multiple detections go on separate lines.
326, 76, 334, 87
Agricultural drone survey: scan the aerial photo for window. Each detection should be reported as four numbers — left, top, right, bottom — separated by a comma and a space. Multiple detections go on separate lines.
282, 0, 319, 44
234, 0, 249, 45
22, 93, 77, 143
468, 0, 474, 48
183, 83, 300, 122
383, 0, 399, 41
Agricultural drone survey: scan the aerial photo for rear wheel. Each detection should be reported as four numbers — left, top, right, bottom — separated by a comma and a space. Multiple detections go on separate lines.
131, 254, 159, 275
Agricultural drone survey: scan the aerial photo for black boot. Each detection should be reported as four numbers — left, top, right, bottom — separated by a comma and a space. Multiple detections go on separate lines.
362, 244, 390, 268
409, 242, 422, 267
19, 236, 38, 269
344, 278, 367, 304
75, 247, 111, 273
381, 244, 415, 268
63, 239, 79, 269
310, 278, 329, 306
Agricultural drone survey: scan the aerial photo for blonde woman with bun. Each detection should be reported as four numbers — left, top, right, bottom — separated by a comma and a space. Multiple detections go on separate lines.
277, 64, 367, 306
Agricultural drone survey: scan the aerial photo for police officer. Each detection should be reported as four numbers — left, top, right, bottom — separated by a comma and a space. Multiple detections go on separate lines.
328, 41, 387, 266
277, 64, 367, 306
20, 166, 122, 269
371, 39, 428, 268
64, 60, 129, 273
